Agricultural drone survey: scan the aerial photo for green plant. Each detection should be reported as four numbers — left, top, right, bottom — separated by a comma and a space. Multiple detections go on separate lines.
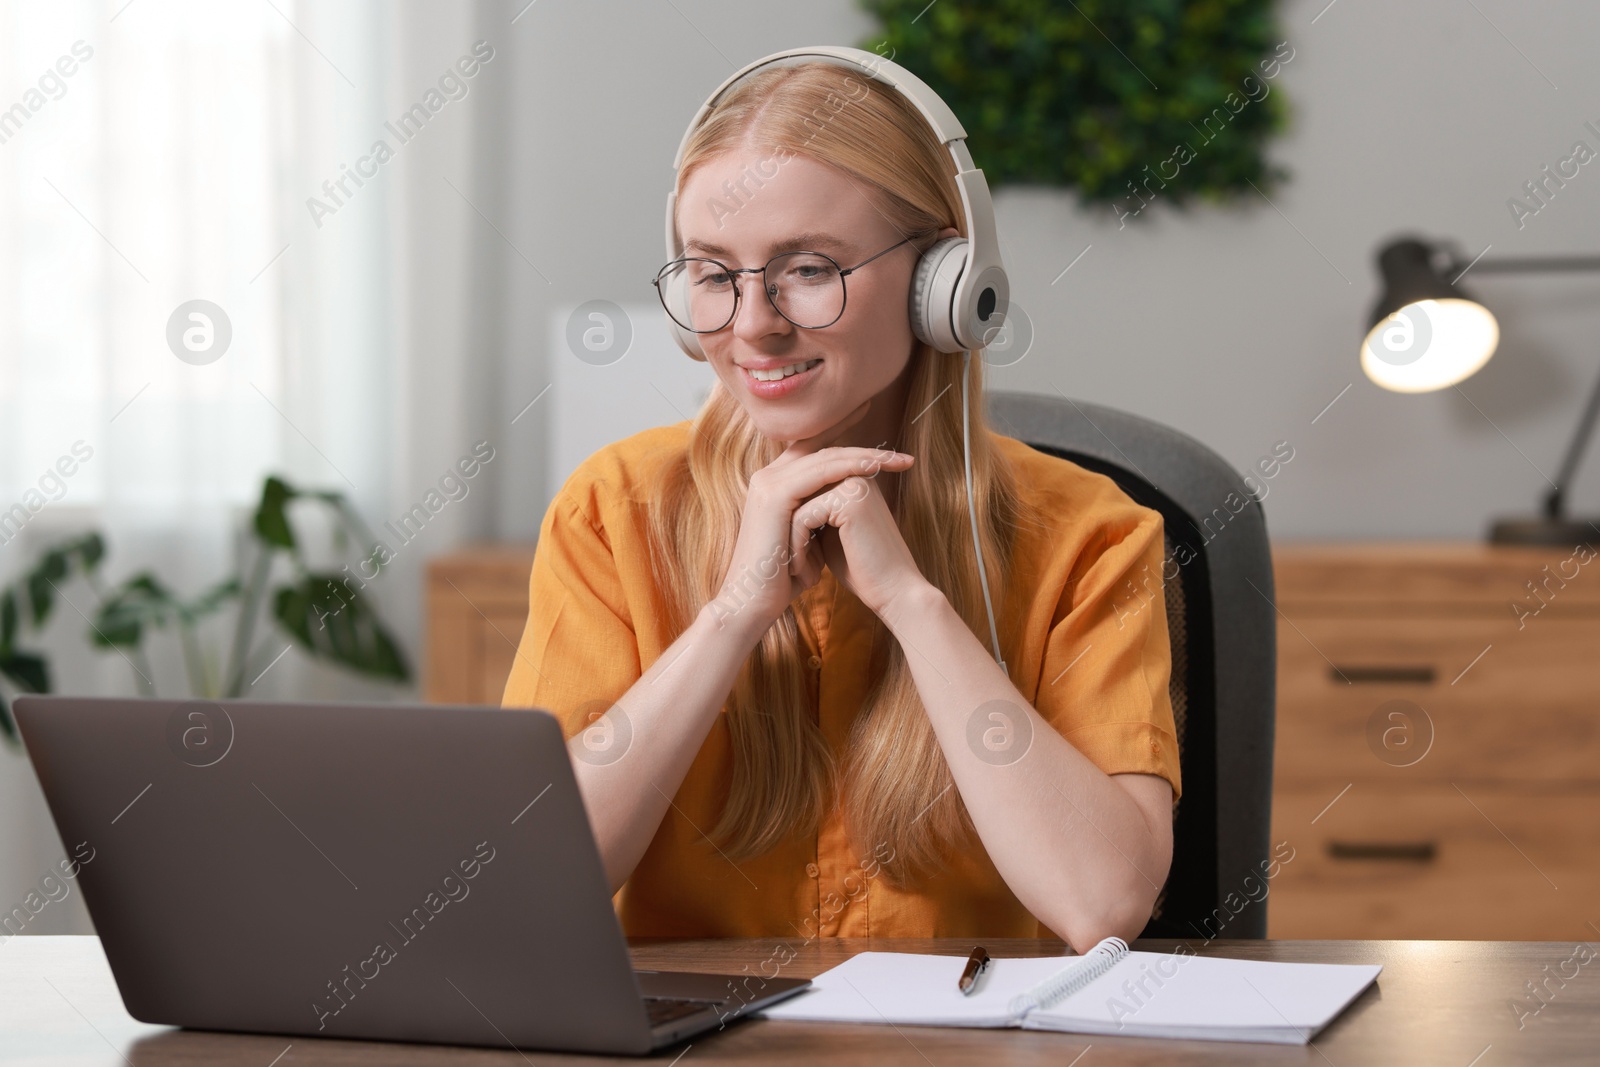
0, 533, 105, 735
0, 475, 409, 741
857, 0, 1292, 211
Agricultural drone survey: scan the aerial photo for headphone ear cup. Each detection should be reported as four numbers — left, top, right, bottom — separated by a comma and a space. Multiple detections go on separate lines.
667, 314, 706, 361
659, 266, 707, 360
909, 237, 969, 353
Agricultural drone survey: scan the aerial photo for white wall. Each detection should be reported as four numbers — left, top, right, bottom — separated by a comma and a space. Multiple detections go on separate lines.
547, 301, 716, 492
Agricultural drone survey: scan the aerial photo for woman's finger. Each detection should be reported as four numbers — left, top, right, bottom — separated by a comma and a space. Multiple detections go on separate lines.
788, 481, 857, 579
789, 501, 826, 587
767, 447, 911, 507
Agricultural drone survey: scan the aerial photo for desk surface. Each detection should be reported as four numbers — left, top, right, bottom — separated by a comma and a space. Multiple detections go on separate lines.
0, 936, 1586, 1064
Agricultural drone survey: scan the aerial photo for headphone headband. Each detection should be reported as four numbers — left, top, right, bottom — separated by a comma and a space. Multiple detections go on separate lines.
670, 47, 968, 170
662, 45, 1008, 358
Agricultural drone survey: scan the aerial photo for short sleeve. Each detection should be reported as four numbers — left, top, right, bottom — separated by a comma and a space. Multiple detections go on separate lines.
1034, 498, 1182, 803
500, 485, 643, 740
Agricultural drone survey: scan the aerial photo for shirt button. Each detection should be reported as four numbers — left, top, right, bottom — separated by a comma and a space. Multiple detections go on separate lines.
808, 655, 822, 670
1150, 740, 1161, 755
806, 862, 819, 878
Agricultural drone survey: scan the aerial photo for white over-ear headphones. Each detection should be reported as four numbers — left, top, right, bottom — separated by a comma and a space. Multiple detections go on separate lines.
661, 45, 1010, 360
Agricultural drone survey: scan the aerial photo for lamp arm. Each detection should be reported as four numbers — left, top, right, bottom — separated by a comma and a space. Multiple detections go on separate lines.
1452, 255, 1600, 275
1546, 359, 1600, 521
1433, 251, 1600, 521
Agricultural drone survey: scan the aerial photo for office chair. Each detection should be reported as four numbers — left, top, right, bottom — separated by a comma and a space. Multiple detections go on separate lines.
987, 390, 1277, 939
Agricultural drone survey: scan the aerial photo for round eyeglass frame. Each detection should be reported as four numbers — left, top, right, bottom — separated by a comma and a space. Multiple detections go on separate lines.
652, 235, 917, 334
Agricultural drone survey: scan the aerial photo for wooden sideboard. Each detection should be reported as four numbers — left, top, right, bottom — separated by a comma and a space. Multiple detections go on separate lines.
425, 541, 1600, 939
425, 544, 537, 706
1268, 541, 1600, 939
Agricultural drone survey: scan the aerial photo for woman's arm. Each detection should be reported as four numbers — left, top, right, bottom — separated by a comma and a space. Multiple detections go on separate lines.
569, 597, 771, 895
878, 581, 1174, 952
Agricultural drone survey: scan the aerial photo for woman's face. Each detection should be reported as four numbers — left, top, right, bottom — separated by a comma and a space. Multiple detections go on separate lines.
676, 148, 954, 444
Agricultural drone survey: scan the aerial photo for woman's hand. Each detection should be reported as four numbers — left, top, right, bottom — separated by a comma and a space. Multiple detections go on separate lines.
705, 400, 915, 641
797, 453, 930, 621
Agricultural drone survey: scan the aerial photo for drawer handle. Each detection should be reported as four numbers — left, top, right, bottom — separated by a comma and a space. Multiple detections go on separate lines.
1327, 840, 1437, 862
1328, 664, 1436, 685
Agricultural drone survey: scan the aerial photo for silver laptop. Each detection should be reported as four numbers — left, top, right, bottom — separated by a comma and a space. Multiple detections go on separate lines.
13, 696, 809, 1054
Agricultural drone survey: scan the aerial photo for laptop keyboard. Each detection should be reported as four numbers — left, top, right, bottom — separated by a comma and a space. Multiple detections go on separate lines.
644, 996, 724, 1027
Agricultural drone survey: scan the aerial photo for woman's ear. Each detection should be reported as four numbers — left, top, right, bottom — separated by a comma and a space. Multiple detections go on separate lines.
937, 225, 959, 240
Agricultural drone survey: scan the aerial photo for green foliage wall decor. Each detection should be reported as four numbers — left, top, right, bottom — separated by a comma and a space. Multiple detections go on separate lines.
857, 0, 1294, 221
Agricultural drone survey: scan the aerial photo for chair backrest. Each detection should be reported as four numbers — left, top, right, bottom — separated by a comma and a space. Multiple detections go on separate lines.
987, 390, 1277, 939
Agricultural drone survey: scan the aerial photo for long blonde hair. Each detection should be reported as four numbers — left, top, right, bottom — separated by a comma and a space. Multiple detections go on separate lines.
647, 61, 1037, 886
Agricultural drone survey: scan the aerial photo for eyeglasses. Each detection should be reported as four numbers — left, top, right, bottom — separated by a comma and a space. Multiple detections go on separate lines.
652, 236, 916, 334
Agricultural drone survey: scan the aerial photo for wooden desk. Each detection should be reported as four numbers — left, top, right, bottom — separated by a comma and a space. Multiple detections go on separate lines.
2, 935, 1590, 1064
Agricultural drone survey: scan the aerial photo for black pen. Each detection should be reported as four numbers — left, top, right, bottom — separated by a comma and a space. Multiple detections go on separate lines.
958, 945, 990, 995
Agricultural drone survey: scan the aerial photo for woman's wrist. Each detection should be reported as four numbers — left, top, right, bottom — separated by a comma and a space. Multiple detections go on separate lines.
877, 579, 947, 638
696, 594, 773, 654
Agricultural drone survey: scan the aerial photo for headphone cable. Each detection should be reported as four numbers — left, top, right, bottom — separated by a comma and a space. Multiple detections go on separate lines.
962, 350, 1006, 674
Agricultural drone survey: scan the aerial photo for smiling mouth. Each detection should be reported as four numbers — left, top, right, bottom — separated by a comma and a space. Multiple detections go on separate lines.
743, 358, 822, 382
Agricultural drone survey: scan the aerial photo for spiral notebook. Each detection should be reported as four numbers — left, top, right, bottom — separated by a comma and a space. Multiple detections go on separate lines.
756, 937, 1381, 1044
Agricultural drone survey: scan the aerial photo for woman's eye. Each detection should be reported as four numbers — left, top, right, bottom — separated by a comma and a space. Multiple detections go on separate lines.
790, 265, 834, 281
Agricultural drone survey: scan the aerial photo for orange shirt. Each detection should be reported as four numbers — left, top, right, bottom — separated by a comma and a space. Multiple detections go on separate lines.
501, 421, 1181, 939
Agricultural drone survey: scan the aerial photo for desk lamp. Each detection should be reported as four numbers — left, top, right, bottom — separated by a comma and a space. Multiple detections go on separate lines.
1361, 236, 1600, 546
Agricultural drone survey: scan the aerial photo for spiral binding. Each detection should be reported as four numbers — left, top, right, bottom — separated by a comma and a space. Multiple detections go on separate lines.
1006, 936, 1129, 1017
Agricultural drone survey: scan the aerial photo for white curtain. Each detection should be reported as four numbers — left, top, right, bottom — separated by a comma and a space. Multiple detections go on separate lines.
0, 0, 409, 932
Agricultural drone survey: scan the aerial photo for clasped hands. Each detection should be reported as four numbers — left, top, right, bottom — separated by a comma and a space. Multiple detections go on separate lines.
708, 399, 936, 636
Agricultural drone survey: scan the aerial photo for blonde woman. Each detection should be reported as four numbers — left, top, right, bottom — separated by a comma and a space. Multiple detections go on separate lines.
503, 57, 1180, 951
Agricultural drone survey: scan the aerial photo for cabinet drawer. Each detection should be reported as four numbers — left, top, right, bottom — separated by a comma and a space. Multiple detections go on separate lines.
1268, 784, 1600, 939
1275, 615, 1600, 785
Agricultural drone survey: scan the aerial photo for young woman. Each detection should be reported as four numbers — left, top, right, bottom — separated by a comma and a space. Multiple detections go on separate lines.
502, 60, 1180, 951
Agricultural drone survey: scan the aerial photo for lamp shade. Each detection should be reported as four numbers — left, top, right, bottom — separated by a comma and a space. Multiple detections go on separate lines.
1360, 238, 1499, 393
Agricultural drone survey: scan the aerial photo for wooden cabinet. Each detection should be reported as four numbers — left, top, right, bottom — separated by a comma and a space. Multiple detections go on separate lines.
1268, 541, 1600, 939
425, 545, 537, 705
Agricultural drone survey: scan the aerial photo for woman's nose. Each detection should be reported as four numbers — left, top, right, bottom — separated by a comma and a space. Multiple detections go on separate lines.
731, 273, 791, 339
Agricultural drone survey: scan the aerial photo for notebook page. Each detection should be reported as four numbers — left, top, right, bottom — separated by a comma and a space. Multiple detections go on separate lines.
755, 952, 1082, 1027
1022, 952, 1382, 1043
